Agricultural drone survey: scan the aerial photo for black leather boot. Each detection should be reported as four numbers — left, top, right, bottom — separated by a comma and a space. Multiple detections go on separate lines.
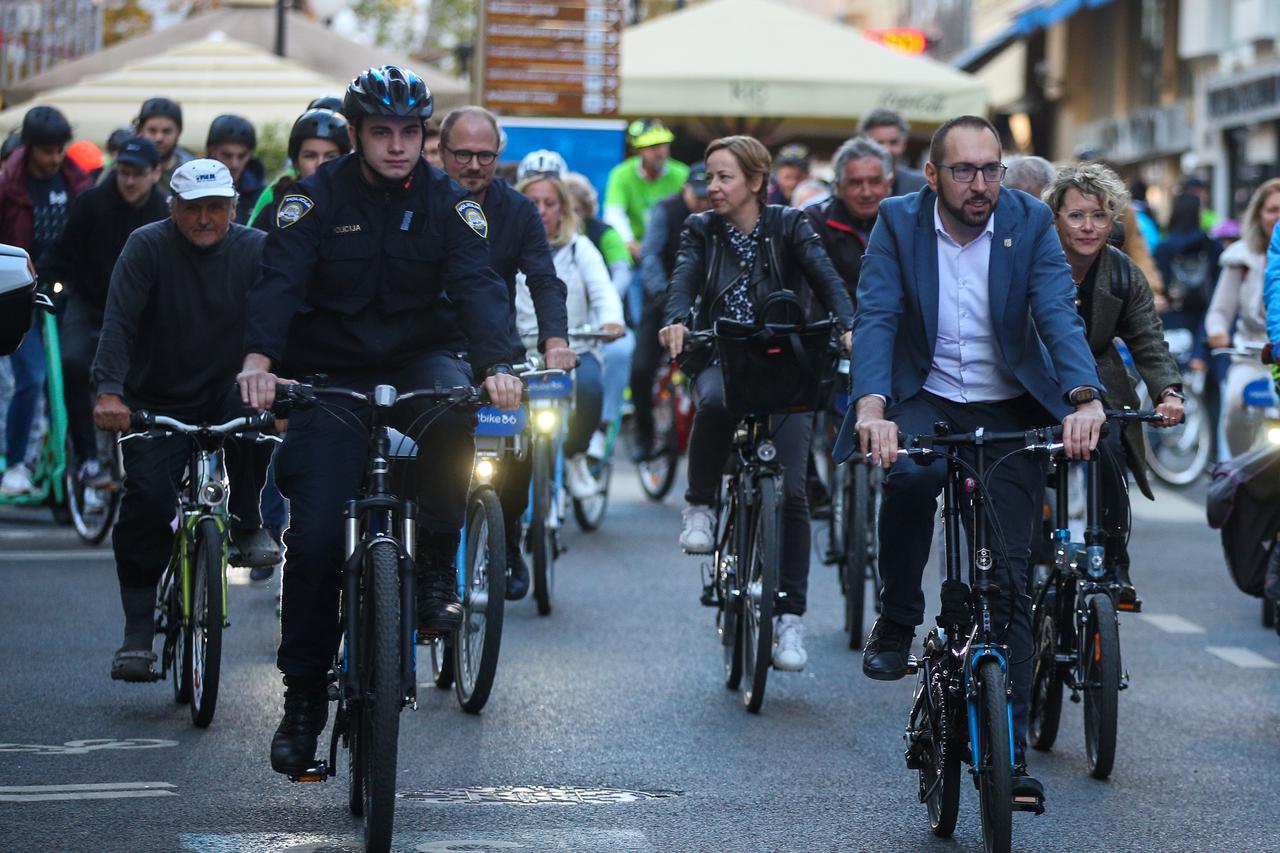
415, 532, 463, 636
270, 675, 329, 775
504, 517, 529, 601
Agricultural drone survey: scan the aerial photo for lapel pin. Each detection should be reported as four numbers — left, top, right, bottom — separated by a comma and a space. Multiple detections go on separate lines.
1003, 238, 1012, 248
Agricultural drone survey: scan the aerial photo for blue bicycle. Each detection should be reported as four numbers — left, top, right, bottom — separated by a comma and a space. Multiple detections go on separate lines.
525, 371, 573, 616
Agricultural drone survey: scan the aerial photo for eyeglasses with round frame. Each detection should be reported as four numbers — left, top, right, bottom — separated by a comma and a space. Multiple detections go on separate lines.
1059, 209, 1112, 230
443, 145, 498, 166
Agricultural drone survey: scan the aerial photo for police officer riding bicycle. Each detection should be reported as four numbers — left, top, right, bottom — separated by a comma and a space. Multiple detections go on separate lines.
234, 66, 522, 777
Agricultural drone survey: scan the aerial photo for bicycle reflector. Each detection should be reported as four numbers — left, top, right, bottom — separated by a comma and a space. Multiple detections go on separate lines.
534, 408, 557, 433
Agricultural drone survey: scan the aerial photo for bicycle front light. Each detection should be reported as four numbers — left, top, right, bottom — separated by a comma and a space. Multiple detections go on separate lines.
474, 458, 497, 483
199, 482, 227, 507
534, 408, 558, 434
1268, 425, 1280, 445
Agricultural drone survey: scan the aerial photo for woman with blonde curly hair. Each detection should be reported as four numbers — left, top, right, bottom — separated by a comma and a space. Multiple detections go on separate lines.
1043, 162, 1184, 607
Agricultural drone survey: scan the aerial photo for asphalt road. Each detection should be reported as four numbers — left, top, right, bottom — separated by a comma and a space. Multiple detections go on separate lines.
0, 466, 1276, 852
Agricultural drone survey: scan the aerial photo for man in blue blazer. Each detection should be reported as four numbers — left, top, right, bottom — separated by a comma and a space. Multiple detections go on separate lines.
832, 116, 1106, 805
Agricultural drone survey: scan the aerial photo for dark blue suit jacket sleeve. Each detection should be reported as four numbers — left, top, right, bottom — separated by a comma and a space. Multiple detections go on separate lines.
849, 208, 904, 405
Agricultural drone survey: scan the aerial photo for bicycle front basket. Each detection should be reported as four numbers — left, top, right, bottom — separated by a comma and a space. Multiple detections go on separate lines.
714, 318, 838, 418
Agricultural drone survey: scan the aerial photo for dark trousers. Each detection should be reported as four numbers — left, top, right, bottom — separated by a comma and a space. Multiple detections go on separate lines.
628, 301, 666, 450
60, 297, 100, 463
113, 390, 272, 590
686, 365, 813, 616
274, 353, 475, 678
878, 391, 1051, 753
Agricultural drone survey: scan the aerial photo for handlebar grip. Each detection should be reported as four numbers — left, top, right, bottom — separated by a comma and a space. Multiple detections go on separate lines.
129, 410, 153, 431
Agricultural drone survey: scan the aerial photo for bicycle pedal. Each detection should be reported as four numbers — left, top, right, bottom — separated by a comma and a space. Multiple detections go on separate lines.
288, 762, 329, 783
904, 655, 920, 676
1116, 599, 1142, 612
1012, 795, 1045, 815
699, 588, 718, 607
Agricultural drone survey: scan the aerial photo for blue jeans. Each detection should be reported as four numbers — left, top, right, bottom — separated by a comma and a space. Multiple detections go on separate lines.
600, 330, 635, 425
567, 352, 604, 456
6, 323, 45, 467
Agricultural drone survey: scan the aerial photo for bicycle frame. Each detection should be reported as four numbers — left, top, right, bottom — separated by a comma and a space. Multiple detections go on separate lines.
163, 443, 230, 629
524, 374, 573, 534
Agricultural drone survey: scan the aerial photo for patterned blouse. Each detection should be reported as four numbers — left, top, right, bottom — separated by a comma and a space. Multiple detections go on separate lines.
722, 217, 761, 324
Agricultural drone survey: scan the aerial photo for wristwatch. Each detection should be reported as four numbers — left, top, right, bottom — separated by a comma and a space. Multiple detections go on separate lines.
1068, 386, 1100, 405
486, 364, 514, 377
1161, 387, 1185, 401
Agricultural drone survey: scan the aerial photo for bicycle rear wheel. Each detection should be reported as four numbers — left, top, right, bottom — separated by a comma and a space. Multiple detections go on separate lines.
1143, 384, 1210, 485
454, 488, 507, 713
638, 385, 679, 501
189, 518, 224, 727
65, 436, 122, 546
530, 435, 555, 616
359, 540, 402, 852
742, 475, 779, 713
1029, 590, 1063, 751
572, 457, 611, 531
1083, 594, 1120, 779
161, 568, 191, 705
844, 462, 870, 649
919, 664, 959, 837
976, 658, 1013, 853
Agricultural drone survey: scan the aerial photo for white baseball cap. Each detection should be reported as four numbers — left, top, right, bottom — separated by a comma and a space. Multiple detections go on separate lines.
170, 158, 236, 200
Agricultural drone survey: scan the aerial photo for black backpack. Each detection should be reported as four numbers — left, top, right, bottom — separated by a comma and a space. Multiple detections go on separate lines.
1165, 246, 1213, 312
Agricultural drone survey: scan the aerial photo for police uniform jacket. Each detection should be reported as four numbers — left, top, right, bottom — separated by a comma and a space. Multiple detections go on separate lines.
480, 176, 569, 356
246, 154, 511, 377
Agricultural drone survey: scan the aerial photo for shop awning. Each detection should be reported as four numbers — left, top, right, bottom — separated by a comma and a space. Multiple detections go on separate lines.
620, 0, 986, 124
951, 0, 1117, 72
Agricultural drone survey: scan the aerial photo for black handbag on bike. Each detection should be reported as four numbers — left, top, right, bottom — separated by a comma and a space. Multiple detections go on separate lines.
1206, 444, 1280, 596
714, 290, 839, 418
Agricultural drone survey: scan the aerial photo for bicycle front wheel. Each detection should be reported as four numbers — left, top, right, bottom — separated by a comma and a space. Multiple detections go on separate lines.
65, 436, 121, 546
1028, 590, 1063, 751
359, 540, 402, 852
189, 518, 224, 727
976, 658, 1013, 853
573, 456, 611, 531
1083, 594, 1120, 779
530, 435, 555, 616
454, 488, 507, 713
638, 386, 679, 501
1143, 384, 1211, 485
742, 475, 780, 713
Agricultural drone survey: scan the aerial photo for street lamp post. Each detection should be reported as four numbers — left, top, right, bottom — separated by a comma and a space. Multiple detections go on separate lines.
275, 0, 286, 57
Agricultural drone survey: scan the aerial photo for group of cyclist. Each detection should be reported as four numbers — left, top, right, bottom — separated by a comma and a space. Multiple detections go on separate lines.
0, 64, 1211, 810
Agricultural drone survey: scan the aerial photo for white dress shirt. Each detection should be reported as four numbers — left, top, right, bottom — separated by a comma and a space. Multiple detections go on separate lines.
922, 201, 1023, 403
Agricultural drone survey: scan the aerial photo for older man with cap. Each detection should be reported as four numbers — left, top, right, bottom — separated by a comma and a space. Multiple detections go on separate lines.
42, 136, 168, 489
92, 158, 279, 683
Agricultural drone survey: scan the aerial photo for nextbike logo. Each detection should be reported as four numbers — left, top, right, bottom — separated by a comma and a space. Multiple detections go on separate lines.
478, 411, 521, 426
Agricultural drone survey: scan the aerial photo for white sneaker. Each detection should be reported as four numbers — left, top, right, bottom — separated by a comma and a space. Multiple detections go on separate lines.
587, 429, 607, 462
565, 454, 599, 500
773, 614, 807, 671
0, 463, 35, 496
679, 504, 716, 554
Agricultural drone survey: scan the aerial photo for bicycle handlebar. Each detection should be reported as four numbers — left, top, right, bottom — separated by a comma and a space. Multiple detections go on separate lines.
127, 410, 276, 436
274, 381, 487, 413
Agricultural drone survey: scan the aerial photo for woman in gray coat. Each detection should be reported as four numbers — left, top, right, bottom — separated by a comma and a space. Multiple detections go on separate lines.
1043, 163, 1185, 606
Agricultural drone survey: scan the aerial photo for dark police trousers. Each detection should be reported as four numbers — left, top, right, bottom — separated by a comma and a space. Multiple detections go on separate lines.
114, 390, 273, 590
877, 391, 1050, 753
273, 352, 474, 679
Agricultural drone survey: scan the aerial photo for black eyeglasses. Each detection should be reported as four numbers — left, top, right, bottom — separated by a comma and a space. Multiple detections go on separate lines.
443, 146, 498, 166
935, 162, 1006, 183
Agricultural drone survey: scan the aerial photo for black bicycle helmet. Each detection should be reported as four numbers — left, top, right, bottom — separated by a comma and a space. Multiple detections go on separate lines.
342, 65, 433, 123
288, 109, 352, 162
137, 97, 183, 131
21, 106, 72, 148
308, 94, 344, 113
206, 114, 257, 150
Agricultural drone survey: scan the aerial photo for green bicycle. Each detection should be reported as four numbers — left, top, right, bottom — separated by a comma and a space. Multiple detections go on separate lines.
125, 408, 277, 727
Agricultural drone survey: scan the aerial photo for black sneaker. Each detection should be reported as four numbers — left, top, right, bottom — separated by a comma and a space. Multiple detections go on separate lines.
229, 526, 283, 569
270, 677, 329, 776
506, 547, 530, 601
1012, 763, 1046, 812
862, 618, 915, 681
1265, 543, 1280, 602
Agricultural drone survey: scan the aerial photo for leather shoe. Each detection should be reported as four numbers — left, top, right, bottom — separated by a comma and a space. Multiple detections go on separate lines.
270, 678, 329, 775
416, 572, 463, 636
862, 618, 914, 681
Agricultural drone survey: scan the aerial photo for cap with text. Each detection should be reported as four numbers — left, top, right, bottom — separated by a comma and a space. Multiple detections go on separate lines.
170, 158, 236, 200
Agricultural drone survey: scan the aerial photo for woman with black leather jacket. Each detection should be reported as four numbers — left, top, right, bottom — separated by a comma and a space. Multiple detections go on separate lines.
659, 135, 854, 672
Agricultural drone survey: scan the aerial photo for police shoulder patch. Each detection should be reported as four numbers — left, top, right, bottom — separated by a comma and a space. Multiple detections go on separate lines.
455, 200, 488, 239
277, 194, 315, 229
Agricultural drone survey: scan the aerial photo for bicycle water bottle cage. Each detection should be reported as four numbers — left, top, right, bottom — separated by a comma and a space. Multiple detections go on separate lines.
937, 579, 971, 628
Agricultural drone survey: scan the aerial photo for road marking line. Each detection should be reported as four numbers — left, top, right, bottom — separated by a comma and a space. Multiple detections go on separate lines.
0, 550, 109, 561
0, 782, 176, 803
1137, 614, 1206, 634
1133, 487, 1205, 523
1205, 646, 1280, 668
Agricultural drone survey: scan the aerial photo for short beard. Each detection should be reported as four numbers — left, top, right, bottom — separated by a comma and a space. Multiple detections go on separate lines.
940, 191, 994, 229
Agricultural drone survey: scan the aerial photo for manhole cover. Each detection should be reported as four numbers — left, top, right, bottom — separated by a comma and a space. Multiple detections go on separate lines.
398, 786, 681, 805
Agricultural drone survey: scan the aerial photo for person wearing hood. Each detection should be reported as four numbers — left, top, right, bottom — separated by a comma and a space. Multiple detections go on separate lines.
206, 114, 266, 224
249, 108, 351, 232
1154, 192, 1223, 373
